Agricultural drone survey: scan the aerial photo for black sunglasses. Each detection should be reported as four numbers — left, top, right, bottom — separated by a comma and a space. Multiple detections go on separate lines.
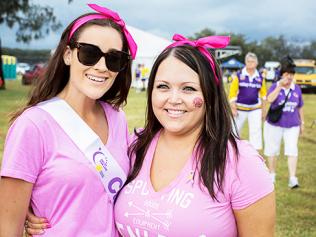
72, 42, 131, 72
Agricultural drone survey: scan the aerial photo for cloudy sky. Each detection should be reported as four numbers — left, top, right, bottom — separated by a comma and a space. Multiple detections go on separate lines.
1, 0, 315, 49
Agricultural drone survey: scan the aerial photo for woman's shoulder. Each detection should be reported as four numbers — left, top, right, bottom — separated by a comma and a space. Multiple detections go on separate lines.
294, 83, 302, 92
7, 106, 54, 143
225, 140, 273, 210
99, 101, 127, 118
226, 139, 265, 167
99, 101, 128, 128
14, 106, 53, 127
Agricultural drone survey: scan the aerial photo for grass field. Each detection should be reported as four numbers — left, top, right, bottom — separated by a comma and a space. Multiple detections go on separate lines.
0, 80, 315, 236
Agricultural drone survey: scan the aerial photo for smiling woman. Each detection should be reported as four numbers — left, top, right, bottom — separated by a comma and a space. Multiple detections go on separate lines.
0, 3, 137, 237
151, 56, 205, 136
114, 34, 275, 237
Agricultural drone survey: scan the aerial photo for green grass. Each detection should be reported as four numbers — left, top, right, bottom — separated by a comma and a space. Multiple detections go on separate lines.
0, 80, 315, 236
0, 80, 30, 155
240, 93, 316, 236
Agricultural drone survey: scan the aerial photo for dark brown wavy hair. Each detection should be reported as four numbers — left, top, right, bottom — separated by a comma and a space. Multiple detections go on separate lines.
11, 13, 132, 123
126, 45, 239, 199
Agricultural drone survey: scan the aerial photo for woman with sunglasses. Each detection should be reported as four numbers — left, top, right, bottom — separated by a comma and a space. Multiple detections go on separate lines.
0, 4, 136, 236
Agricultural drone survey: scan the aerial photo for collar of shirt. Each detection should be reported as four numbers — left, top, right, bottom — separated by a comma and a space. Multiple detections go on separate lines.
241, 67, 259, 82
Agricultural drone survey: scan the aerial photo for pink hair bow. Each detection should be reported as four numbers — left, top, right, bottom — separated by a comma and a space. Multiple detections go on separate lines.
68, 4, 137, 59
168, 34, 230, 84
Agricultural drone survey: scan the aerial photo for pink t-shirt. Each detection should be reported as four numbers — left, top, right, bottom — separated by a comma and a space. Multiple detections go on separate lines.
114, 133, 274, 237
1, 101, 130, 237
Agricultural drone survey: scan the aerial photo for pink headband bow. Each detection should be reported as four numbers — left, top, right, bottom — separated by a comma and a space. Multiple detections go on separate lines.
68, 4, 137, 59
167, 34, 230, 84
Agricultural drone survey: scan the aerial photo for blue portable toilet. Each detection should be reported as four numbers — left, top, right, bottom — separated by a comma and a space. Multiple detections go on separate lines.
1, 55, 17, 80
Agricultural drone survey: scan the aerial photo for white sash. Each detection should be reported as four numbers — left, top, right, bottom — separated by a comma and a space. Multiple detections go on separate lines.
37, 97, 126, 202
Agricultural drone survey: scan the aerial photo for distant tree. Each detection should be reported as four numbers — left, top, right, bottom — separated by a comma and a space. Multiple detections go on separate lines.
301, 41, 316, 59
259, 36, 290, 60
229, 33, 255, 63
3, 47, 51, 64
0, 0, 73, 43
189, 28, 216, 40
188, 28, 316, 66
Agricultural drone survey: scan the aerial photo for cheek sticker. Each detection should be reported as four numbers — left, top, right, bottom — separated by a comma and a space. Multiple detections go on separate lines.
193, 97, 203, 108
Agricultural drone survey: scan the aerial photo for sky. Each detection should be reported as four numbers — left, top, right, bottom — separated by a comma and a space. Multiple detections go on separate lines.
1, 0, 316, 49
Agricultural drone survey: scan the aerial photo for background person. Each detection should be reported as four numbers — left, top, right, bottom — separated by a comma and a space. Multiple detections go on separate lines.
140, 63, 149, 91
264, 56, 304, 188
134, 63, 141, 93
0, 4, 137, 236
229, 52, 267, 150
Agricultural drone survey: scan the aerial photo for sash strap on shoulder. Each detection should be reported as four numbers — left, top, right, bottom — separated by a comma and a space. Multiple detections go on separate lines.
37, 98, 127, 202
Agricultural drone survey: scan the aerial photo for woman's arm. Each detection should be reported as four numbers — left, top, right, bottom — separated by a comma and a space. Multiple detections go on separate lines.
299, 107, 304, 135
0, 177, 33, 237
234, 192, 276, 237
266, 84, 283, 103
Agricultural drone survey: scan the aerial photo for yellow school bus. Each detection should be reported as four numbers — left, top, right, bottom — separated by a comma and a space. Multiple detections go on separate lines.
294, 59, 316, 92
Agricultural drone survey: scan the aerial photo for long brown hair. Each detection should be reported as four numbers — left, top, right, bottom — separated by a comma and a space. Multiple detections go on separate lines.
127, 45, 239, 199
11, 14, 132, 123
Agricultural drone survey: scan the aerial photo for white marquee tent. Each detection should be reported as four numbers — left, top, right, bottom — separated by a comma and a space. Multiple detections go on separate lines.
126, 25, 171, 75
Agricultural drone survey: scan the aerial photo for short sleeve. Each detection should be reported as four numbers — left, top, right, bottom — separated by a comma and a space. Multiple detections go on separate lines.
228, 142, 274, 210
297, 86, 304, 108
0, 114, 44, 183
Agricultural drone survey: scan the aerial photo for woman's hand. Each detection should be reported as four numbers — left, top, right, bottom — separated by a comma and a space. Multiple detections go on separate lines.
278, 77, 289, 87
25, 209, 50, 236
300, 123, 304, 136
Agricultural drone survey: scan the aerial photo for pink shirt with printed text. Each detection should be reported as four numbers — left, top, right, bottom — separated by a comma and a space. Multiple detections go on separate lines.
114, 133, 274, 237
1, 101, 130, 237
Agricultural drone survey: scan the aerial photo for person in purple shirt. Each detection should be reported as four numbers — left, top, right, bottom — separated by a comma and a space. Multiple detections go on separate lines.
229, 52, 267, 151
263, 56, 304, 188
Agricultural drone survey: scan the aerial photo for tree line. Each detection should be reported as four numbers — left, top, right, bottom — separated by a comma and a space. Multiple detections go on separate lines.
0, 1, 315, 66
2, 47, 51, 65
4, 30, 315, 66
190, 28, 316, 66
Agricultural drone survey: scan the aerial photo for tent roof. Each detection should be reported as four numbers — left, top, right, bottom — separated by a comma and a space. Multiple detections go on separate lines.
127, 25, 171, 58
221, 58, 245, 69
